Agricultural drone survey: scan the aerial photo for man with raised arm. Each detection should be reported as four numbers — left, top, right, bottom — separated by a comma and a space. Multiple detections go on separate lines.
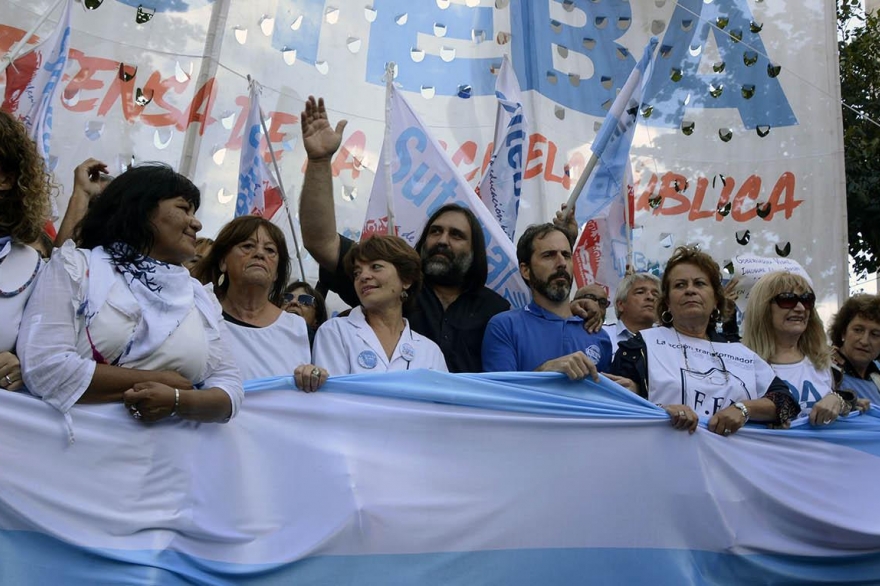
482, 223, 629, 385
298, 96, 510, 373
602, 272, 661, 355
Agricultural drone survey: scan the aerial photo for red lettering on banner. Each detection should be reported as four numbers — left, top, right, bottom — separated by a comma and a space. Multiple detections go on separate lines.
139, 71, 187, 127
688, 177, 713, 221
331, 130, 367, 179
636, 171, 802, 222
524, 134, 546, 179
62, 49, 118, 112
181, 77, 217, 135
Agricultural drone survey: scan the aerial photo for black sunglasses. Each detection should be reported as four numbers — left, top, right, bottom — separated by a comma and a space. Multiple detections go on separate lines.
283, 293, 316, 306
773, 292, 815, 310
575, 292, 610, 309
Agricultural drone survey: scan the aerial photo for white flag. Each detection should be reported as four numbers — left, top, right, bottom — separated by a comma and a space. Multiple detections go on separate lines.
477, 55, 527, 241
364, 85, 529, 308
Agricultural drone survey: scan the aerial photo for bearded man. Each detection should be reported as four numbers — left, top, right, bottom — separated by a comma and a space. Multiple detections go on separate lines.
481, 223, 621, 382
298, 96, 509, 373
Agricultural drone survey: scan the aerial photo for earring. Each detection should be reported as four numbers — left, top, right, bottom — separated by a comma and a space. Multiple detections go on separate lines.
710, 308, 721, 321
400, 289, 409, 302
660, 310, 673, 325
218, 272, 226, 287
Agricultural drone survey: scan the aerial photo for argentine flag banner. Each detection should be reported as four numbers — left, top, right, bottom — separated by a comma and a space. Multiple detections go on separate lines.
1, 372, 879, 585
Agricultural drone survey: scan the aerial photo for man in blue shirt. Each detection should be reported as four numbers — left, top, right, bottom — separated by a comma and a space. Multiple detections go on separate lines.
481, 223, 616, 380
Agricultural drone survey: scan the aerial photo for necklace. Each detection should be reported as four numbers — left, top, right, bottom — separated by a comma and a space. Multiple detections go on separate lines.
0, 253, 41, 298
674, 329, 729, 382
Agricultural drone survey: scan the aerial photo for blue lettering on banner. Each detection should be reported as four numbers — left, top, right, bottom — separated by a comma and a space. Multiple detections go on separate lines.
785, 380, 825, 410
509, 0, 635, 117
271, 0, 327, 65
643, 0, 796, 129
365, 0, 497, 95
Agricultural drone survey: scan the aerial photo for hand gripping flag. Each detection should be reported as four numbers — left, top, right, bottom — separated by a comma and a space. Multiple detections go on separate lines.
235, 80, 283, 219
364, 85, 530, 308
477, 55, 528, 241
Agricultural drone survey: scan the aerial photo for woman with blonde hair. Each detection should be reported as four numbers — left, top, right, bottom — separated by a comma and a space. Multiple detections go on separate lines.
743, 271, 858, 425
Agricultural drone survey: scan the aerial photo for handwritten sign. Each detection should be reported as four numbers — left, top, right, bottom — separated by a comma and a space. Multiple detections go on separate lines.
731, 254, 812, 312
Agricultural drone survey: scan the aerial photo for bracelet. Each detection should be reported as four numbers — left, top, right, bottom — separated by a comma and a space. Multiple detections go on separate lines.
170, 388, 180, 417
833, 391, 847, 413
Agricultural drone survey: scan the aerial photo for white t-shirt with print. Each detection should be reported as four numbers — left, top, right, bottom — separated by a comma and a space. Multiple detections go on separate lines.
641, 327, 777, 417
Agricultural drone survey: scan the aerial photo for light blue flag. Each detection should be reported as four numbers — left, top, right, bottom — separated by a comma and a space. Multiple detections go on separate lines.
575, 36, 659, 227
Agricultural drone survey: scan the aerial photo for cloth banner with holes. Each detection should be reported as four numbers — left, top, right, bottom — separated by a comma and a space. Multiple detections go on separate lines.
1, 370, 880, 584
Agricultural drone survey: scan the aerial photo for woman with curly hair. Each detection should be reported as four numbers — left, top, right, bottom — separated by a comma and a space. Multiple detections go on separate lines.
0, 111, 52, 392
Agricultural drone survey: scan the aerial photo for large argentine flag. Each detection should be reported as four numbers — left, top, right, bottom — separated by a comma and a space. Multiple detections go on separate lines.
1, 372, 880, 584
575, 36, 659, 228
363, 85, 530, 308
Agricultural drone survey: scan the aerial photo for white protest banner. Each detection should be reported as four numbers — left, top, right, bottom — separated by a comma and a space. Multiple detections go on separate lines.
731, 253, 812, 312
0, 0, 848, 312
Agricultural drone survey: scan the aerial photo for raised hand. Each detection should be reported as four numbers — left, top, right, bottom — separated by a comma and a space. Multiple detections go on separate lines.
301, 96, 348, 161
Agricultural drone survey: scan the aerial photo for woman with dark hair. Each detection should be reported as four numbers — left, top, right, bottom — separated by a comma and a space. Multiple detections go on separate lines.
17, 163, 242, 431
192, 216, 324, 391
282, 280, 328, 344
827, 294, 880, 405
743, 272, 862, 424
611, 246, 800, 436
313, 235, 447, 375
0, 111, 54, 392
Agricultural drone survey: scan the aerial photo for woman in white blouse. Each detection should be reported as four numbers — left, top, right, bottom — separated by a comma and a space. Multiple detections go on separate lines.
17, 163, 242, 428
313, 235, 447, 376
0, 111, 52, 392
192, 216, 325, 391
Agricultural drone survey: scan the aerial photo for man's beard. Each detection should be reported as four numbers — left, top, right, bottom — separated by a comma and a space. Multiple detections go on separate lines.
421, 244, 474, 287
532, 269, 572, 302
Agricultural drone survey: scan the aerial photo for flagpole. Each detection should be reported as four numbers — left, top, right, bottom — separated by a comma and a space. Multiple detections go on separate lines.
0, 0, 67, 67
257, 105, 306, 281
623, 174, 634, 271
563, 153, 599, 219
382, 62, 396, 235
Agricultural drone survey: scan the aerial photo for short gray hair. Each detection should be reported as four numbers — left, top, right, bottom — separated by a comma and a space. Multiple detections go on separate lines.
614, 272, 661, 310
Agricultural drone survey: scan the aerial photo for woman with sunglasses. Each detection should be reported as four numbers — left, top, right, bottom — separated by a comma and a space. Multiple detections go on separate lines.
611, 246, 800, 436
282, 281, 328, 346
193, 216, 326, 391
827, 294, 880, 407
742, 272, 860, 425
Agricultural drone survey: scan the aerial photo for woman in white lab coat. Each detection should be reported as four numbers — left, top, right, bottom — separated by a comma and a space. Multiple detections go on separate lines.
313, 235, 447, 376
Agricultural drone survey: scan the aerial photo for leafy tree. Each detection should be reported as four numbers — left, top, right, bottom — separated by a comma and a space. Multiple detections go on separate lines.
839, 0, 880, 274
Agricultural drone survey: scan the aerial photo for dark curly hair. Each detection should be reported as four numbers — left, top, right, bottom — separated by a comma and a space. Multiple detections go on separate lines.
192, 216, 291, 307
414, 204, 488, 291
343, 235, 422, 311
0, 110, 54, 242
75, 163, 200, 264
828, 294, 880, 348
657, 245, 728, 335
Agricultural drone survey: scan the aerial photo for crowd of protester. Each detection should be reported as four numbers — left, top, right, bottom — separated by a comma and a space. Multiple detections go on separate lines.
1, 103, 877, 439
